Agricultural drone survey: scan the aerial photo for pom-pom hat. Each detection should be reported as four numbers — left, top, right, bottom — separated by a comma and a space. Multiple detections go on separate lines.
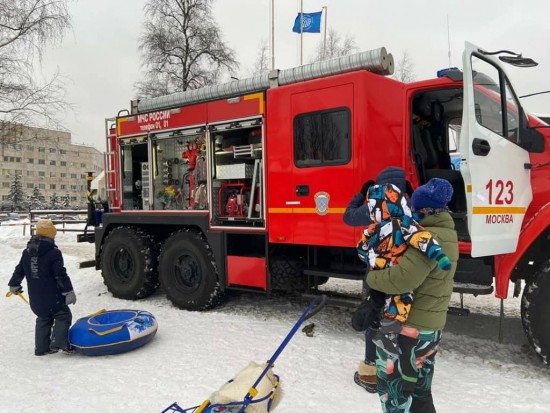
35, 219, 57, 239
411, 178, 454, 211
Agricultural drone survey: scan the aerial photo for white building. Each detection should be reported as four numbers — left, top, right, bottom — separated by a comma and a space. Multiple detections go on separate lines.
0, 123, 103, 208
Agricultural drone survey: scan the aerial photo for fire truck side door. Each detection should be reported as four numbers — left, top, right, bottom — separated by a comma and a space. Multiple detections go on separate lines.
460, 42, 533, 257
289, 84, 355, 247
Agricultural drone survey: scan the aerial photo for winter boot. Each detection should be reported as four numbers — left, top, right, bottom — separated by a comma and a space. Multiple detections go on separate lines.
354, 360, 377, 393
35, 349, 59, 356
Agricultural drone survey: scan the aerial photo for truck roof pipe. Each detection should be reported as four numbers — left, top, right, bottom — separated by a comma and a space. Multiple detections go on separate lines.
136, 47, 393, 114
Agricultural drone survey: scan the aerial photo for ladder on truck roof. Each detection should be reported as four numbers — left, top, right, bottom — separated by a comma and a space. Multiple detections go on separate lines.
103, 117, 121, 212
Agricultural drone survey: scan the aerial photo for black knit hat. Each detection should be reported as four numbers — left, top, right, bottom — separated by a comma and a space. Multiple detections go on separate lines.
376, 167, 406, 193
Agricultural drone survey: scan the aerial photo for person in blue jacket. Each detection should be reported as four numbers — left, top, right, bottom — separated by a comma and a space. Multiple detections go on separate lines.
8, 219, 77, 356
344, 166, 408, 393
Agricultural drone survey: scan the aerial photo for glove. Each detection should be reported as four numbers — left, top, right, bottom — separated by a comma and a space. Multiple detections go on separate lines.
9, 285, 23, 294
360, 180, 375, 197
63, 290, 77, 305
351, 294, 383, 332
437, 256, 452, 271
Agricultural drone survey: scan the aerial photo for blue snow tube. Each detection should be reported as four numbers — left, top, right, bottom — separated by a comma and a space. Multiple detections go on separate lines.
69, 309, 158, 356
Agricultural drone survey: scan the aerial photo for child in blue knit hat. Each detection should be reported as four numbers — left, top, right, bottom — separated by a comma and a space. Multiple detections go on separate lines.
356, 181, 452, 355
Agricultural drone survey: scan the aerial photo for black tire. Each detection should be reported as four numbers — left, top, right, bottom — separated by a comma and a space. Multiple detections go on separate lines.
159, 230, 221, 310
100, 227, 158, 299
521, 258, 550, 366
270, 257, 309, 292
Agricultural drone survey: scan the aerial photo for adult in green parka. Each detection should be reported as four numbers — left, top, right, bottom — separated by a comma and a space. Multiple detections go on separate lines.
367, 178, 458, 413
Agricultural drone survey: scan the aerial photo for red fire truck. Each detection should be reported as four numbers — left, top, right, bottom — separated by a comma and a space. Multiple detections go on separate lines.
83, 43, 550, 364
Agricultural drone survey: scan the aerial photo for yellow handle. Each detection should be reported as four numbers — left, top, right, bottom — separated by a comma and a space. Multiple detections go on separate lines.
88, 325, 124, 336
194, 400, 211, 413
6, 291, 29, 304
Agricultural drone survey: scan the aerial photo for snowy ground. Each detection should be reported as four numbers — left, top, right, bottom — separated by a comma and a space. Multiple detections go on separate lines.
1, 221, 550, 413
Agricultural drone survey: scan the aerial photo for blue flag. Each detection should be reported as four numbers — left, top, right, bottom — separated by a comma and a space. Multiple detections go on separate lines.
292, 11, 322, 33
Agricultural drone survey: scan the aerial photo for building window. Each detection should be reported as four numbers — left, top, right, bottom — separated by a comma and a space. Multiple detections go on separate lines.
38, 171, 45, 177
80, 163, 86, 168
50, 160, 56, 166
61, 185, 66, 190
2, 156, 7, 162
39, 184, 45, 189
27, 158, 34, 164
49, 148, 57, 153
27, 183, 34, 189
293, 107, 351, 167
2, 182, 9, 188
81, 174, 87, 179
60, 161, 67, 166
27, 171, 33, 176
38, 147, 46, 153
38, 159, 45, 165
60, 149, 66, 154
16, 157, 21, 162
71, 173, 77, 179
50, 172, 56, 177
27, 145, 34, 151
9, 156, 14, 162
50, 184, 56, 189
61, 173, 67, 178
71, 185, 77, 190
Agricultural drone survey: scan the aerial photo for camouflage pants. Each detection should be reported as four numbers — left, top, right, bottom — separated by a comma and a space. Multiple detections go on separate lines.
375, 330, 442, 413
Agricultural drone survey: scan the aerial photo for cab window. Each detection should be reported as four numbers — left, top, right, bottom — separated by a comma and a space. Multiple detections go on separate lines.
471, 57, 521, 145
293, 107, 351, 167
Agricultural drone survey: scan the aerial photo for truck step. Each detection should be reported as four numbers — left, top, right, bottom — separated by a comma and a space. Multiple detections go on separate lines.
77, 233, 95, 243
78, 260, 96, 269
453, 282, 493, 295
447, 306, 470, 316
303, 268, 365, 281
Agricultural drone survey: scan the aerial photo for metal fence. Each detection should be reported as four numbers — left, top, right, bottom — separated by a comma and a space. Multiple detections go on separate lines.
29, 209, 88, 236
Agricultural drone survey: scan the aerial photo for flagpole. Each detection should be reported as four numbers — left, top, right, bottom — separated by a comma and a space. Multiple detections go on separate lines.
300, 0, 303, 65
271, 0, 275, 70
322, 6, 327, 59
447, 14, 451, 67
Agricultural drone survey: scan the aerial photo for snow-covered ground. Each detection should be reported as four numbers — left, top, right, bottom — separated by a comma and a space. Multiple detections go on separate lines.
1, 221, 549, 413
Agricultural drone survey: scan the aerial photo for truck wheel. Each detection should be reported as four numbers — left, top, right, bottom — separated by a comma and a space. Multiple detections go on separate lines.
521, 258, 550, 366
270, 257, 309, 292
101, 227, 158, 299
159, 230, 221, 310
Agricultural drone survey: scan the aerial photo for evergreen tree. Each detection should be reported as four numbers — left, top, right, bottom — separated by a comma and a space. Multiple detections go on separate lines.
29, 186, 46, 210
6, 174, 26, 211
50, 192, 61, 209
62, 192, 71, 208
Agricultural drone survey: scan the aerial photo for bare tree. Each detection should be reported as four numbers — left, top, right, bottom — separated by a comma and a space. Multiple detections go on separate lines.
311, 28, 358, 62
247, 40, 270, 77
136, 0, 238, 98
0, 0, 71, 128
393, 51, 416, 83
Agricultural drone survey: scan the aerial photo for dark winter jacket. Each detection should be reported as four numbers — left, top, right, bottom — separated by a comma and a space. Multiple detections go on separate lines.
343, 193, 372, 227
366, 212, 458, 331
8, 236, 73, 317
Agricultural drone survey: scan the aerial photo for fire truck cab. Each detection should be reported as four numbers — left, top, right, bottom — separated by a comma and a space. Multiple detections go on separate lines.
87, 43, 550, 365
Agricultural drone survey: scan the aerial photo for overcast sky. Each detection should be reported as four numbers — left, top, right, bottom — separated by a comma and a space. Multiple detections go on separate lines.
43, 0, 550, 151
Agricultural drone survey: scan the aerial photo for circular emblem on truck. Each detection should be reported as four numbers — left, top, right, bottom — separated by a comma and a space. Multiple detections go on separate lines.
314, 192, 330, 216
